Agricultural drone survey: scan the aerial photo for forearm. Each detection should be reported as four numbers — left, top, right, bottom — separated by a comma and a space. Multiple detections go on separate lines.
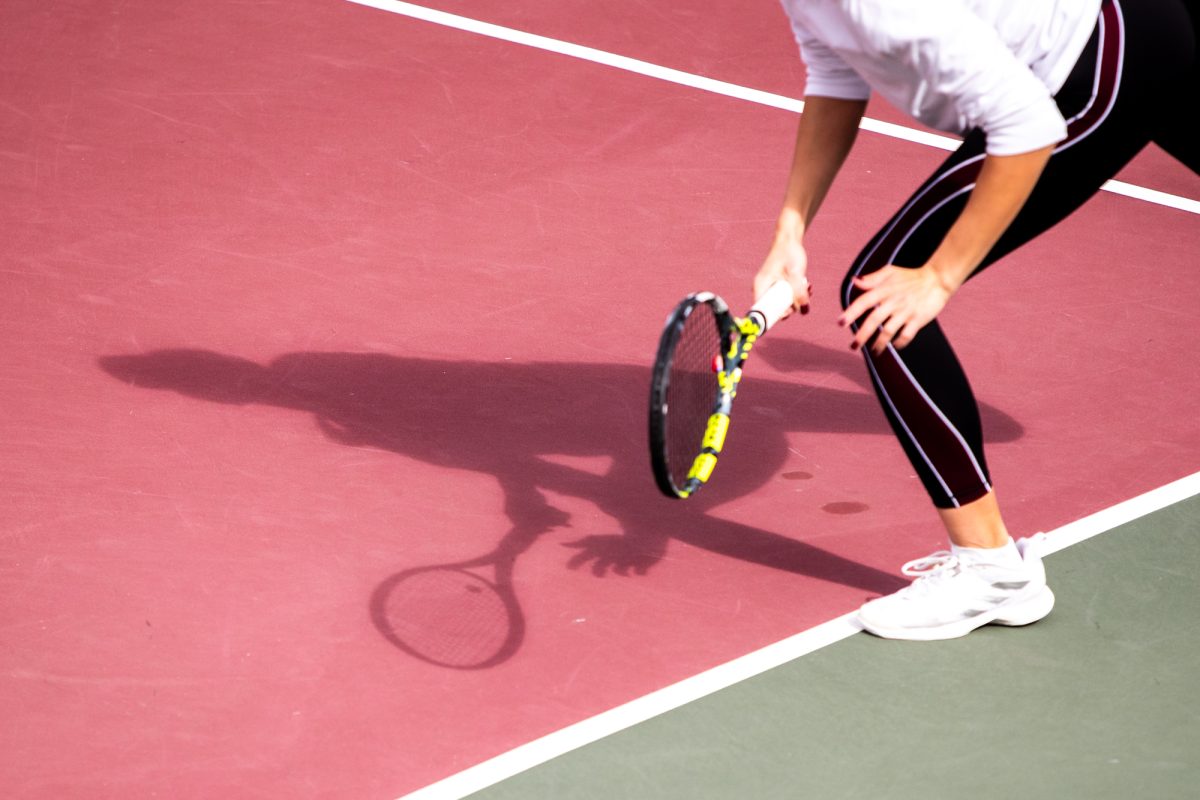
927, 145, 1054, 291
776, 96, 867, 240
755, 97, 865, 306
840, 143, 1055, 354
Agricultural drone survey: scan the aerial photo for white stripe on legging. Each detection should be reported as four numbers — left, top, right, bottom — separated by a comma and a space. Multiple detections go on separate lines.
849, 1, 1129, 505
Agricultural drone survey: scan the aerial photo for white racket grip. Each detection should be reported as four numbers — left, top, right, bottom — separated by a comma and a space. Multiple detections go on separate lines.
748, 280, 797, 332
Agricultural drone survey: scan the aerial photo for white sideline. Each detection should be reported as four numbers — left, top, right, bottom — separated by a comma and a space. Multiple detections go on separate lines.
395, 470, 1200, 799
1037, 471, 1200, 555
345, 0, 1200, 216
333, 3, 1200, 796
392, 475, 1198, 799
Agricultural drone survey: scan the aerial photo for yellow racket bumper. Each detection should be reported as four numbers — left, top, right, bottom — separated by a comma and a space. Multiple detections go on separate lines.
701, 413, 730, 453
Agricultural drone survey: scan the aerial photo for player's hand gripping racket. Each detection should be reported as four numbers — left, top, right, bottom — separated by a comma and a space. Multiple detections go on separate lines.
649, 280, 796, 499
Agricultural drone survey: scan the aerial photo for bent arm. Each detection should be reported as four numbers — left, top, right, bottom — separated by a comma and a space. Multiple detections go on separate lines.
776, 96, 867, 241
841, 144, 1055, 354
926, 145, 1054, 293
755, 96, 867, 305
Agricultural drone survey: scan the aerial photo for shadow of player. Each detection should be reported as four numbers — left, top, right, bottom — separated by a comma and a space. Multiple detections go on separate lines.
100, 346, 1023, 666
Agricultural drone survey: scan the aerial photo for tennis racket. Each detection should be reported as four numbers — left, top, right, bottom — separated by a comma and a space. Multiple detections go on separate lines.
649, 280, 796, 499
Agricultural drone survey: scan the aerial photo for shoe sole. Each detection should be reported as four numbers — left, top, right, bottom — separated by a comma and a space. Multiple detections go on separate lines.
992, 585, 1056, 627
859, 585, 1056, 642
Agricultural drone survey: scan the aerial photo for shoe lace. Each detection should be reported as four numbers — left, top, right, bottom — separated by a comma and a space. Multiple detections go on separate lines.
894, 551, 965, 599
900, 550, 958, 578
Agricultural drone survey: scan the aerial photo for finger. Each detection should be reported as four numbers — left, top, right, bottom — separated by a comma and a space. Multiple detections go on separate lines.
872, 317, 905, 355
804, 283, 814, 314
851, 304, 893, 351
840, 289, 882, 329
795, 280, 813, 315
893, 319, 924, 351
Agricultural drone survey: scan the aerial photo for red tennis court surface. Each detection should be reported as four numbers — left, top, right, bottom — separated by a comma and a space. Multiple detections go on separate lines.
3, 1, 1197, 798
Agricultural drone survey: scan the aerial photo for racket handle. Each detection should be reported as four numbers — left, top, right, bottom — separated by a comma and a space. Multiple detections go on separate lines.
748, 280, 797, 332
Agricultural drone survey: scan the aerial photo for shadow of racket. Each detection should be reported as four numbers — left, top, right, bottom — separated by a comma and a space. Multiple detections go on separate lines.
371, 555, 521, 670
369, 513, 552, 670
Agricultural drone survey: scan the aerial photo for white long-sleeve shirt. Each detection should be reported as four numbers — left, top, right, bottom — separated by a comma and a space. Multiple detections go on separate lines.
781, 0, 1102, 155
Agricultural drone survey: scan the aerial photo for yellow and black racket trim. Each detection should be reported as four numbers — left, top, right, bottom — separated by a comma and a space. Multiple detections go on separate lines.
648, 282, 792, 499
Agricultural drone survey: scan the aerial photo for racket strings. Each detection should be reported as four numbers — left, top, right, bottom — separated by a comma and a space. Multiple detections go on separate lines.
664, 304, 723, 491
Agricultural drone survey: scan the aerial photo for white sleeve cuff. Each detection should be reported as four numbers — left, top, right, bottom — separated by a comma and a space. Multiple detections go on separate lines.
980, 95, 1067, 156
793, 25, 871, 101
803, 73, 872, 101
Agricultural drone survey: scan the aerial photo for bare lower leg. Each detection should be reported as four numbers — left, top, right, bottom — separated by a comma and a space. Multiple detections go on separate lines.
937, 490, 1011, 548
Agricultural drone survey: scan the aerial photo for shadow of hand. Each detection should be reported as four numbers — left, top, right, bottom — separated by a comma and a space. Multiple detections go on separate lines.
562, 534, 667, 577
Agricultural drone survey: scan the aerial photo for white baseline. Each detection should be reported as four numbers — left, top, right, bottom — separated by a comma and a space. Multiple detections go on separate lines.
346, 0, 1200, 215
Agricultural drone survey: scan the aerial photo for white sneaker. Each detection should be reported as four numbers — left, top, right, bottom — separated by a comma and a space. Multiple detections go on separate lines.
857, 534, 1055, 641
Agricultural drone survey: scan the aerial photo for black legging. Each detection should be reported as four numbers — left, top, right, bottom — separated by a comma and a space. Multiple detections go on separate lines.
840, 0, 1198, 509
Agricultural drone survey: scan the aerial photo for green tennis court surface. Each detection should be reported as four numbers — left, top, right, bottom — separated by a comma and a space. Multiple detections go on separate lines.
467, 493, 1200, 800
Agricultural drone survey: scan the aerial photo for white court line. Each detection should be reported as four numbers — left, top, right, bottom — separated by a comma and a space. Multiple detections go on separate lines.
335, 3, 1200, 796
398, 470, 1200, 800
345, 0, 1200, 216
1038, 471, 1200, 555
399, 613, 864, 800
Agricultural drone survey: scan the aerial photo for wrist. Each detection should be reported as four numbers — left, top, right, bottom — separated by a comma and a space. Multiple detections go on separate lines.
774, 208, 806, 242
926, 250, 976, 295
936, 262, 962, 290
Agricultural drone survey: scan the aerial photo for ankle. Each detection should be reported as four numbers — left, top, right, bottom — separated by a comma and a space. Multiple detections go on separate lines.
947, 530, 1010, 549
951, 539, 1022, 568
937, 491, 1010, 549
